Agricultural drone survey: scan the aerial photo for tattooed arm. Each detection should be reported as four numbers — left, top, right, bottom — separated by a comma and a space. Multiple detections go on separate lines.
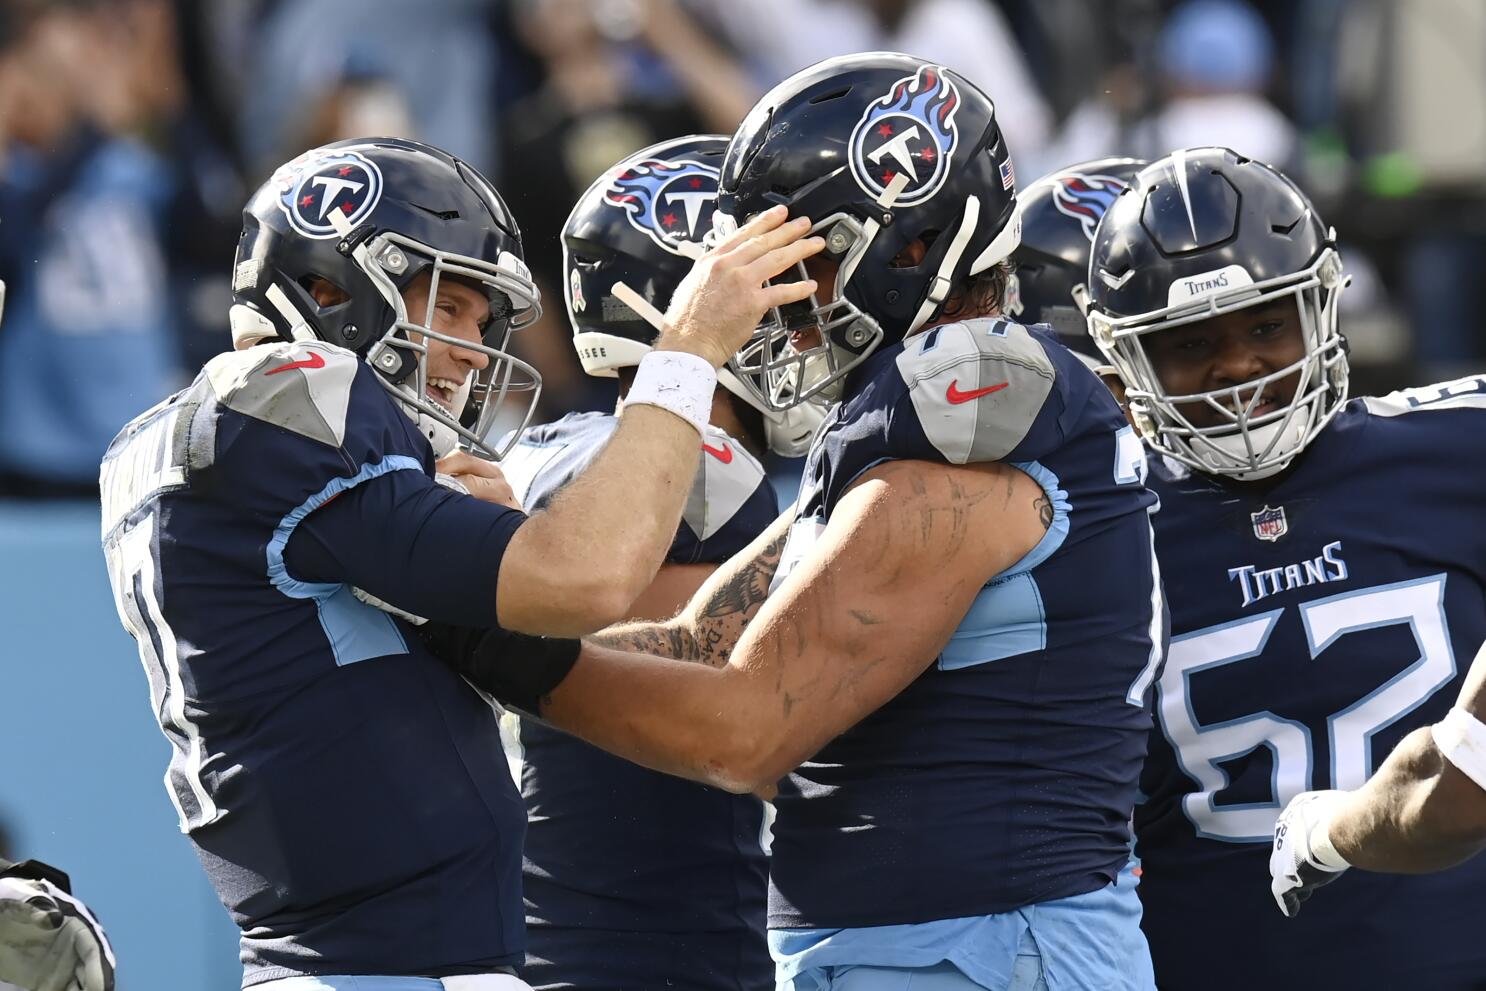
541, 459, 1051, 793
586, 509, 793, 667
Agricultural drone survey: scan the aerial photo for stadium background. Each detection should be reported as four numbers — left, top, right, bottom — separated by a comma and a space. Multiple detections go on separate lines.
0, 0, 1482, 985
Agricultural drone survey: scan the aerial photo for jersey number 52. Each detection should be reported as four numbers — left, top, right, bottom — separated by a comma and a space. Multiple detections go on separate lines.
1159, 575, 1455, 841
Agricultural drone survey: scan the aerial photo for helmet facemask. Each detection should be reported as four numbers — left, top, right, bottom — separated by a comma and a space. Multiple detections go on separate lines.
1091, 247, 1349, 480
721, 209, 885, 413
354, 227, 543, 459
720, 175, 1016, 414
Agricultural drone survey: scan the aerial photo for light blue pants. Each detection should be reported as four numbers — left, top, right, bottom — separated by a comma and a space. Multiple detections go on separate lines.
780, 932, 1047, 991
252, 975, 529, 991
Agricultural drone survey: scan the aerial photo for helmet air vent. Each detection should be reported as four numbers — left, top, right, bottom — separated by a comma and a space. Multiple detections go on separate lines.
808, 86, 852, 104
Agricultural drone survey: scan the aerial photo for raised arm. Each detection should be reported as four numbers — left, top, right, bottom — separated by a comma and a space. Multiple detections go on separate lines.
496, 208, 822, 635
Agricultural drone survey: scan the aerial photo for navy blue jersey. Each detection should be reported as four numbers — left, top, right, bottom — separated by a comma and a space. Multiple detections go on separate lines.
501, 411, 777, 991
100, 342, 528, 986
1136, 379, 1486, 990
765, 318, 1164, 930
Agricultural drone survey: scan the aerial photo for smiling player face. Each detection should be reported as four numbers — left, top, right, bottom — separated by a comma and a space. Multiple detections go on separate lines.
399, 271, 495, 418
1142, 297, 1307, 428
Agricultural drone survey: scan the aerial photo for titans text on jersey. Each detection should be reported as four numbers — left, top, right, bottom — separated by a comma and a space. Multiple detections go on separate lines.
765, 318, 1163, 989
1136, 377, 1486, 990
100, 341, 527, 986
499, 411, 776, 991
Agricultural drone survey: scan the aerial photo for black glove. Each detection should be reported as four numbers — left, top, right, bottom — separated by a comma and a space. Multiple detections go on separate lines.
419, 623, 581, 716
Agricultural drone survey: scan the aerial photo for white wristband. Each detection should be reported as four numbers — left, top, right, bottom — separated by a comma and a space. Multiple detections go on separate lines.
1433, 706, 1486, 795
624, 350, 717, 436
1308, 812, 1351, 871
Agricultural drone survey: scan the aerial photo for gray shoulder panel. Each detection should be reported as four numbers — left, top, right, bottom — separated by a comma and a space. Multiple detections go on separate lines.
894, 319, 1056, 464
685, 426, 768, 541
204, 341, 360, 449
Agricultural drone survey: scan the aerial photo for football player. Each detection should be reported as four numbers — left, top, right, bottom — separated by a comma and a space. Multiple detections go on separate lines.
499, 135, 824, 991
98, 137, 821, 989
442, 54, 1165, 991
1008, 157, 1146, 416
1086, 147, 1486, 988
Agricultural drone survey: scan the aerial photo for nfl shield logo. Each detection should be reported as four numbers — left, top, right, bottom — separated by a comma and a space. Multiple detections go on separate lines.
1251, 505, 1287, 542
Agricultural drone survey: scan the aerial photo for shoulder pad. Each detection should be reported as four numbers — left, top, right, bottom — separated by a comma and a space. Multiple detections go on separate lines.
1364, 375, 1486, 418
686, 426, 768, 541
204, 341, 361, 449
894, 318, 1056, 464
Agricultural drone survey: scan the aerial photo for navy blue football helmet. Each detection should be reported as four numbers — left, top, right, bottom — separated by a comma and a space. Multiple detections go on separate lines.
1009, 158, 1145, 371
232, 137, 542, 457
562, 135, 826, 455
716, 52, 1021, 411
1086, 147, 1348, 479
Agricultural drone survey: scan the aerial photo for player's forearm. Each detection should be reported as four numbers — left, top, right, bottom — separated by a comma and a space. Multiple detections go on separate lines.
542, 643, 772, 793
586, 512, 791, 665
1330, 727, 1486, 873
499, 405, 700, 634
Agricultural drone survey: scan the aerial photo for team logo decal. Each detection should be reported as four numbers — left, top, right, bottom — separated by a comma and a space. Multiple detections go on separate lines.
849, 65, 961, 207
1052, 172, 1129, 241
1003, 271, 1023, 317
274, 148, 384, 239
569, 266, 587, 313
1251, 504, 1288, 542
604, 158, 719, 260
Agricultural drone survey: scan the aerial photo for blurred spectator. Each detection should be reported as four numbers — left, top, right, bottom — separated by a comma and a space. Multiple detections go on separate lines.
237, 0, 501, 178
1329, 0, 1486, 380
701, 0, 1052, 172
0, 0, 185, 498
497, 0, 759, 418
1043, 0, 1296, 171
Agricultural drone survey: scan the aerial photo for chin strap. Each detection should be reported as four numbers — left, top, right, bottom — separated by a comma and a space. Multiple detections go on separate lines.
909, 194, 980, 333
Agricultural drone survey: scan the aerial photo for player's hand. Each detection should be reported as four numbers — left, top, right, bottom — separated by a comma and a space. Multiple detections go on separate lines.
658, 205, 824, 369
435, 452, 521, 511
1270, 789, 1351, 918
0, 872, 116, 991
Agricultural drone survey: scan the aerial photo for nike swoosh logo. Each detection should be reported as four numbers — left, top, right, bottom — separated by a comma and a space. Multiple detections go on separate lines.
265, 351, 326, 376
701, 441, 734, 464
945, 379, 1009, 404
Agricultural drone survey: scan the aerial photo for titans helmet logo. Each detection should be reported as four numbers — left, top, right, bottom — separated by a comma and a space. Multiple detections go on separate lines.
849, 65, 961, 207
604, 158, 719, 260
274, 148, 384, 240
1052, 172, 1129, 241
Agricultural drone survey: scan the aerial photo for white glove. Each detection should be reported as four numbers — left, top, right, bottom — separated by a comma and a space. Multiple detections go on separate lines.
1270, 789, 1352, 918
0, 872, 115, 991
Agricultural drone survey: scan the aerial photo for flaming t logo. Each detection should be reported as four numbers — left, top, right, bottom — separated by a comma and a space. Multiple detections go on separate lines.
603, 158, 720, 260
849, 65, 961, 207
1052, 172, 1130, 241
274, 148, 384, 240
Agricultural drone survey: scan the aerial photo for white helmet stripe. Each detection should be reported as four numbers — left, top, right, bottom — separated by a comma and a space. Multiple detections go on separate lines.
1170, 148, 1200, 241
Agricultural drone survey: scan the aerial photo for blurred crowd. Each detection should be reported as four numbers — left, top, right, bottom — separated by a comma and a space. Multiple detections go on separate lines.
1, 0, 1483, 497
